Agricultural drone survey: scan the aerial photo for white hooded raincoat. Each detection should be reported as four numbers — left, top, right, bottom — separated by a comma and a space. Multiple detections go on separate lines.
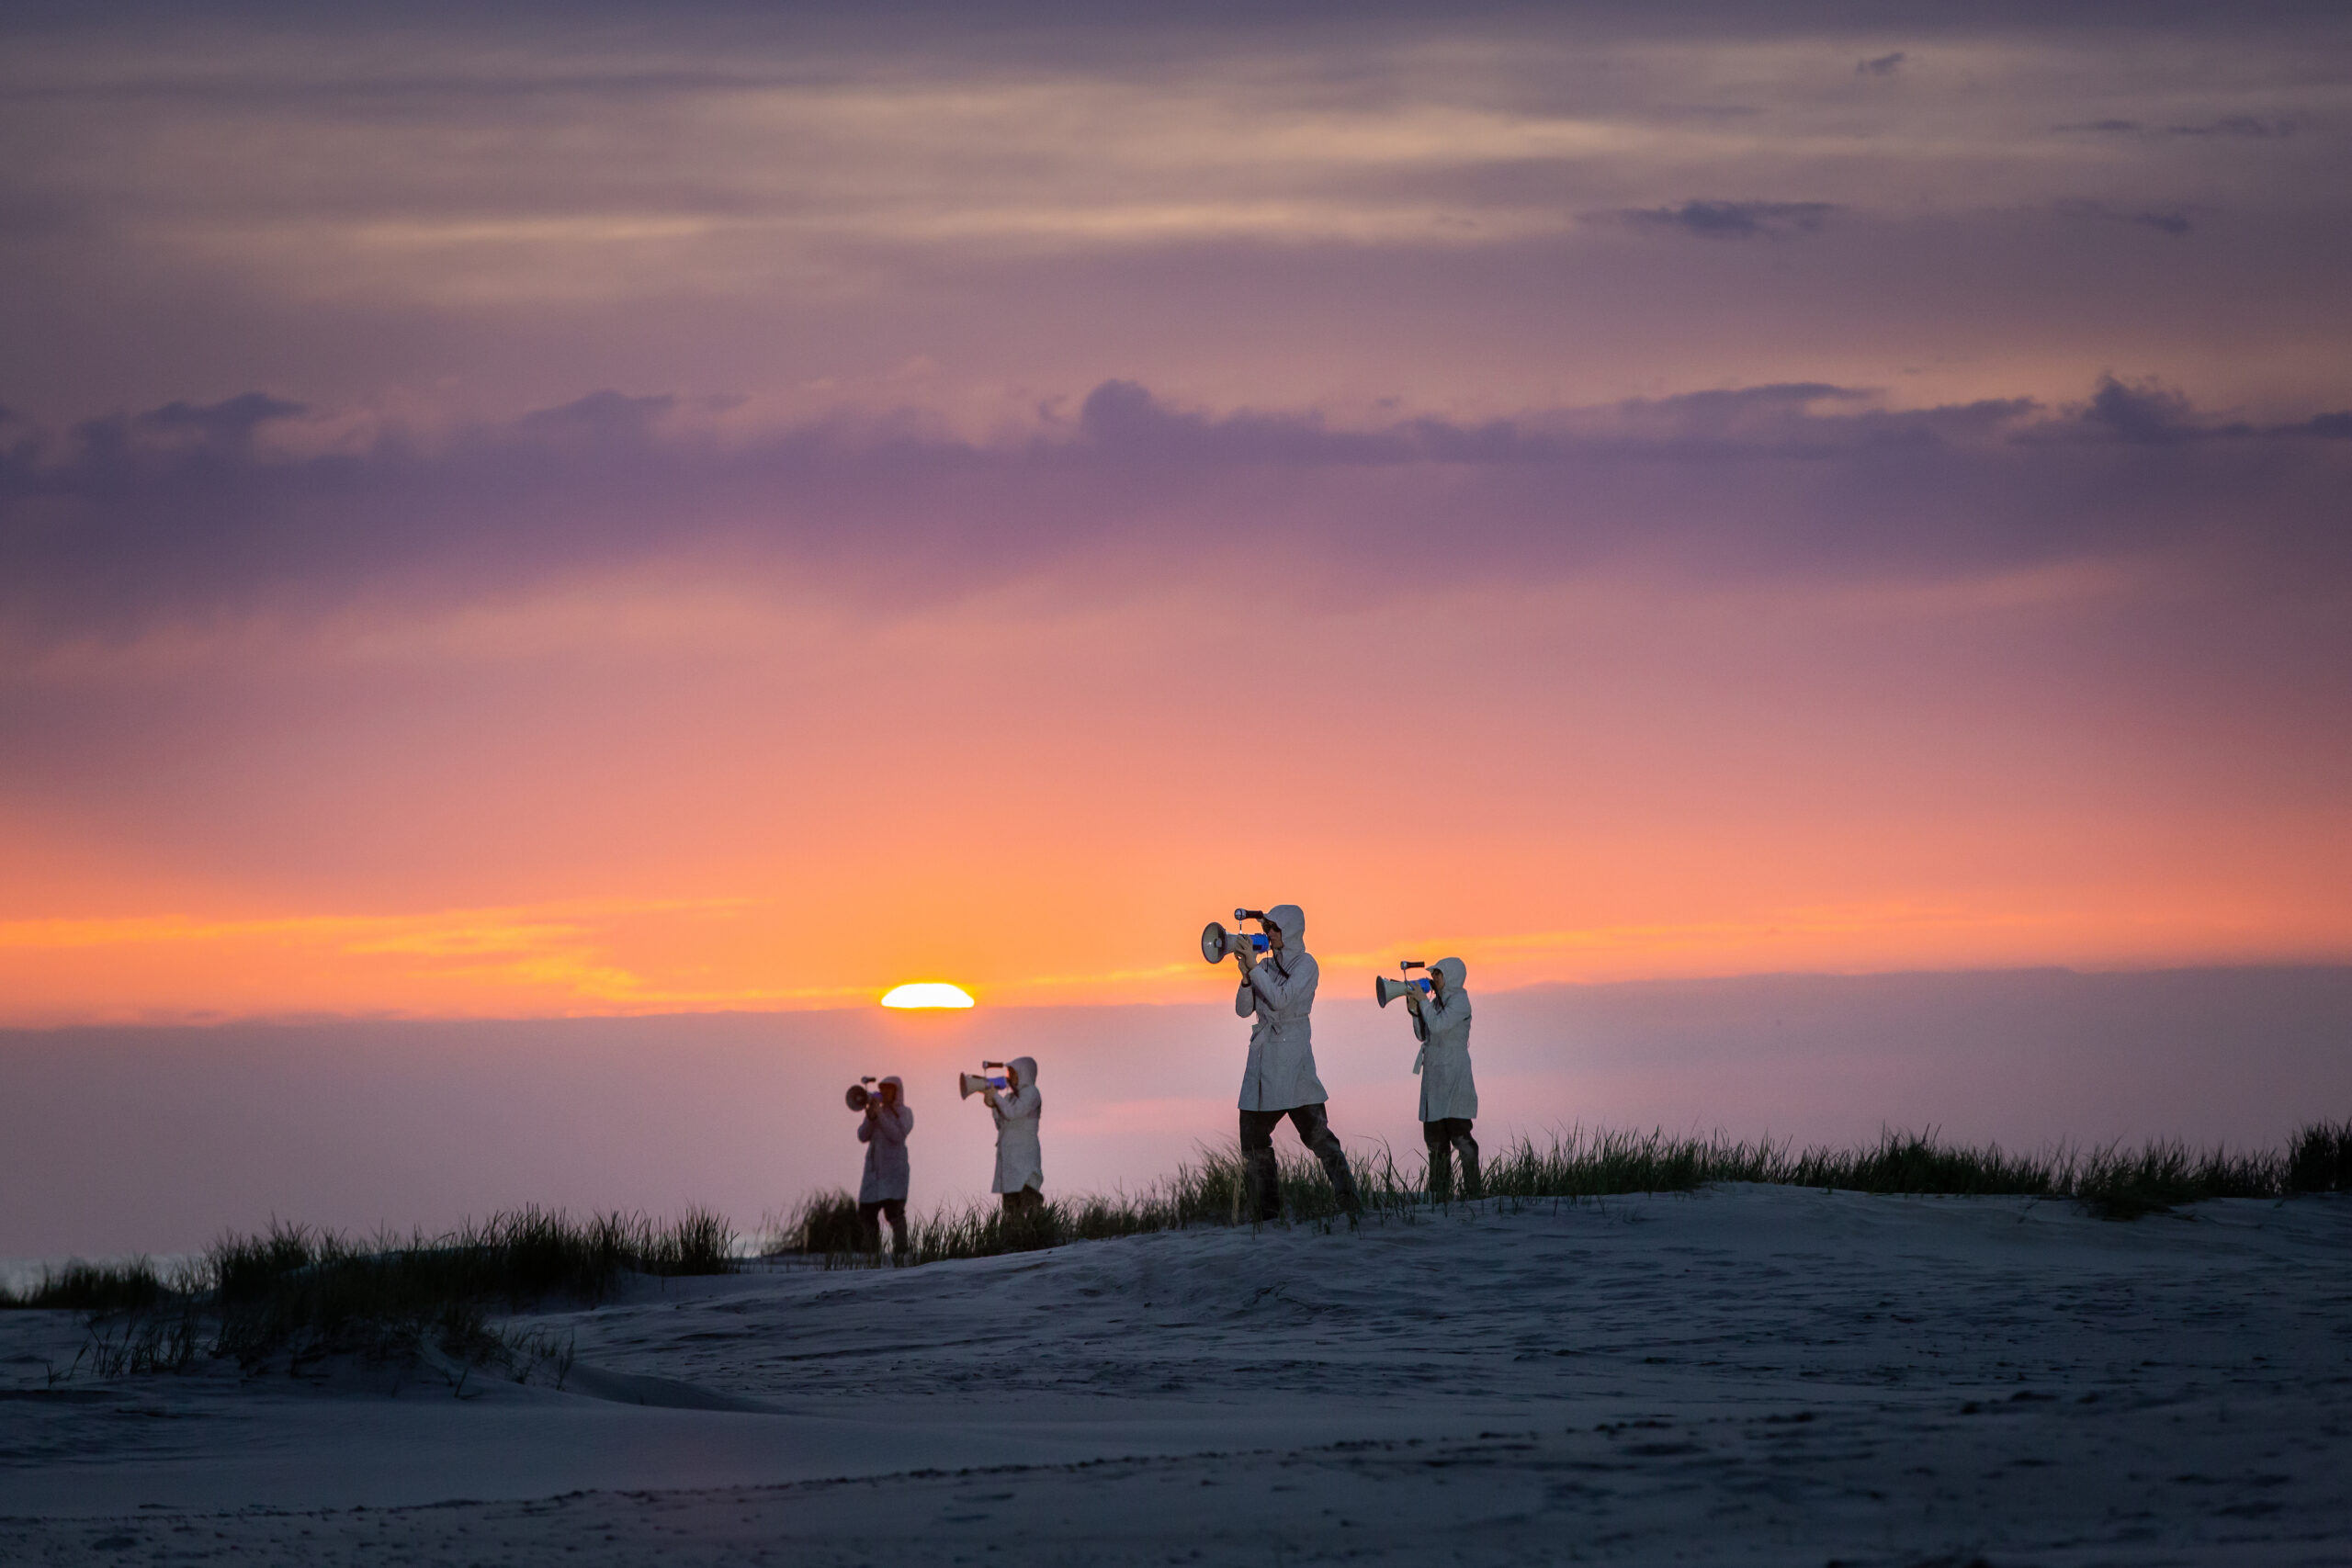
989, 1056, 1044, 1195
1236, 904, 1327, 1111
1411, 957, 1477, 1122
856, 1076, 913, 1203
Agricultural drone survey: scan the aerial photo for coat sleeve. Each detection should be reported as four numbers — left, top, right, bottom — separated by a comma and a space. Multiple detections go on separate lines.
857, 1116, 875, 1145
1421, 988, 1470, 1033
1248, 952, 1317, 1010
989, 1088, 1039, 1127
1235, 976, 1257, 1018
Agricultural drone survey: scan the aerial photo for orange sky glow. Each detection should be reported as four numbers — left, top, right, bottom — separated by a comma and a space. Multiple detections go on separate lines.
4, 568, 2345, 1024
5, 8, 2351, 1027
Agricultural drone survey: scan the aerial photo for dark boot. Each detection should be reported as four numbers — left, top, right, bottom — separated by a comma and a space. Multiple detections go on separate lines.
1424, 1124, 1453, 1201
1238, 1110, 1287, 1221
1323, 1152, 1363, 1216
1453, 1132, 1484, 1201
1240, 1145, 1280, 1221
1293, 1105, 1362, 1215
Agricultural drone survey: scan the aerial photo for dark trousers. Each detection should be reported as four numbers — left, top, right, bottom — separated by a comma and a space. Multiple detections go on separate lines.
1423, 1117, 1482, 1201
1001, 1187, 1043, 1214
1238, 1103, 1362, 1221
857, 1199, 907, 1254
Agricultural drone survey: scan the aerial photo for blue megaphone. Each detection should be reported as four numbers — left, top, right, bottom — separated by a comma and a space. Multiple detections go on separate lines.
1200, 910, 1272, 964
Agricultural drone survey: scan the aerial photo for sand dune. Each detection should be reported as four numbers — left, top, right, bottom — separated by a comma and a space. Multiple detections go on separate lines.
5, 1185, 2348, 1562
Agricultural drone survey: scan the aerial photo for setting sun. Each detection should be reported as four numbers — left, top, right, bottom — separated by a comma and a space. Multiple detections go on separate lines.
879, 982, 976, 1010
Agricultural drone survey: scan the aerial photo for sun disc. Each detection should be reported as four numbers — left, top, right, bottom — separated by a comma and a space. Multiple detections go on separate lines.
880, 982, 975, 1010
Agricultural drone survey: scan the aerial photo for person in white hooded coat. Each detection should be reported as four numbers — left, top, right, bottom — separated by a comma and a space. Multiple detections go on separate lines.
1232, 904, 1361, 1221
855, 1075, 912, 1255
982, 1056, 1044, 1213
1407, 957, 1482, 1201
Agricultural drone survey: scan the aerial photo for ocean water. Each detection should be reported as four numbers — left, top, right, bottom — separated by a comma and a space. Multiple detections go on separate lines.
4, 966, 2347, 1258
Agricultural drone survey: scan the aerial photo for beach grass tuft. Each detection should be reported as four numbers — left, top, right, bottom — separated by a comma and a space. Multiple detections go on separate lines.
765, 1190, 865, 1256
2287, 1119, 2352, 1193
200, 1207, 737, 1369
6, 1208, 736, 1381
0, 1257, 183, 1314
2070, 1139, 2278, 1219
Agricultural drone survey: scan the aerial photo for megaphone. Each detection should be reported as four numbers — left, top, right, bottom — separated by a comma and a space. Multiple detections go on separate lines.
959, 1065, 1011, 1100
845, 1077, 880, 1111
1201, 909, 1272, 964
1374, 961, 1433, 1008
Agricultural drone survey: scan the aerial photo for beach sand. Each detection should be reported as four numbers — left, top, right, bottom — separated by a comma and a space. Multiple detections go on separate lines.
4, 1184, 2347, 1564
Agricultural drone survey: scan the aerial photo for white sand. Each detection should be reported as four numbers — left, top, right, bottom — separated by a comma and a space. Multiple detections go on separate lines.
3, 1185, 2347, 1563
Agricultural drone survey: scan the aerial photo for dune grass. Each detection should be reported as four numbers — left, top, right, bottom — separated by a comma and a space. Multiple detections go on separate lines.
208, 1206, 736, 1314
771, 1120, 2352, 1269
0, 1257, 185, 1314
2288, 1119, 2352, 1195
4, 1208, 737, 1382
763, 1143, 1391, 1268
12, 1122, 2346, 1379
198, 1206, 736, 1371
1478, 1125, 2311, 1217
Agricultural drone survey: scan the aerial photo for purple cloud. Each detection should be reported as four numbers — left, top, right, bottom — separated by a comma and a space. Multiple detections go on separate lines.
1614, 201, 1841, 239
2054, 199, 2199, 238
2081, 377, 2198, 444
4, 377, 2349, 647
2166, 116, 2298, 139
2055, 116, 2299, 140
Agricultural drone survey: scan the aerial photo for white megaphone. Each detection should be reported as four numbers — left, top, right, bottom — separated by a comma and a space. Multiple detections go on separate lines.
1201, 908, 1272, 964
959, 1062, 1012, 1100
1374, 961, 1433, 1008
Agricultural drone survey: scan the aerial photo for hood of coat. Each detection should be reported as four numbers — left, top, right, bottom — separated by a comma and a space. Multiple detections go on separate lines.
880, 1073, 906, 1105
1009, 1056, 1037, 1089
1431, 956, 1465, 994
1264, 904, 1306, 953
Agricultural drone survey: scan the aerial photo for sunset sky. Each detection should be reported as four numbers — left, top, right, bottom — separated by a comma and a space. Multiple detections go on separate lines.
4, 1, 2350, 1026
